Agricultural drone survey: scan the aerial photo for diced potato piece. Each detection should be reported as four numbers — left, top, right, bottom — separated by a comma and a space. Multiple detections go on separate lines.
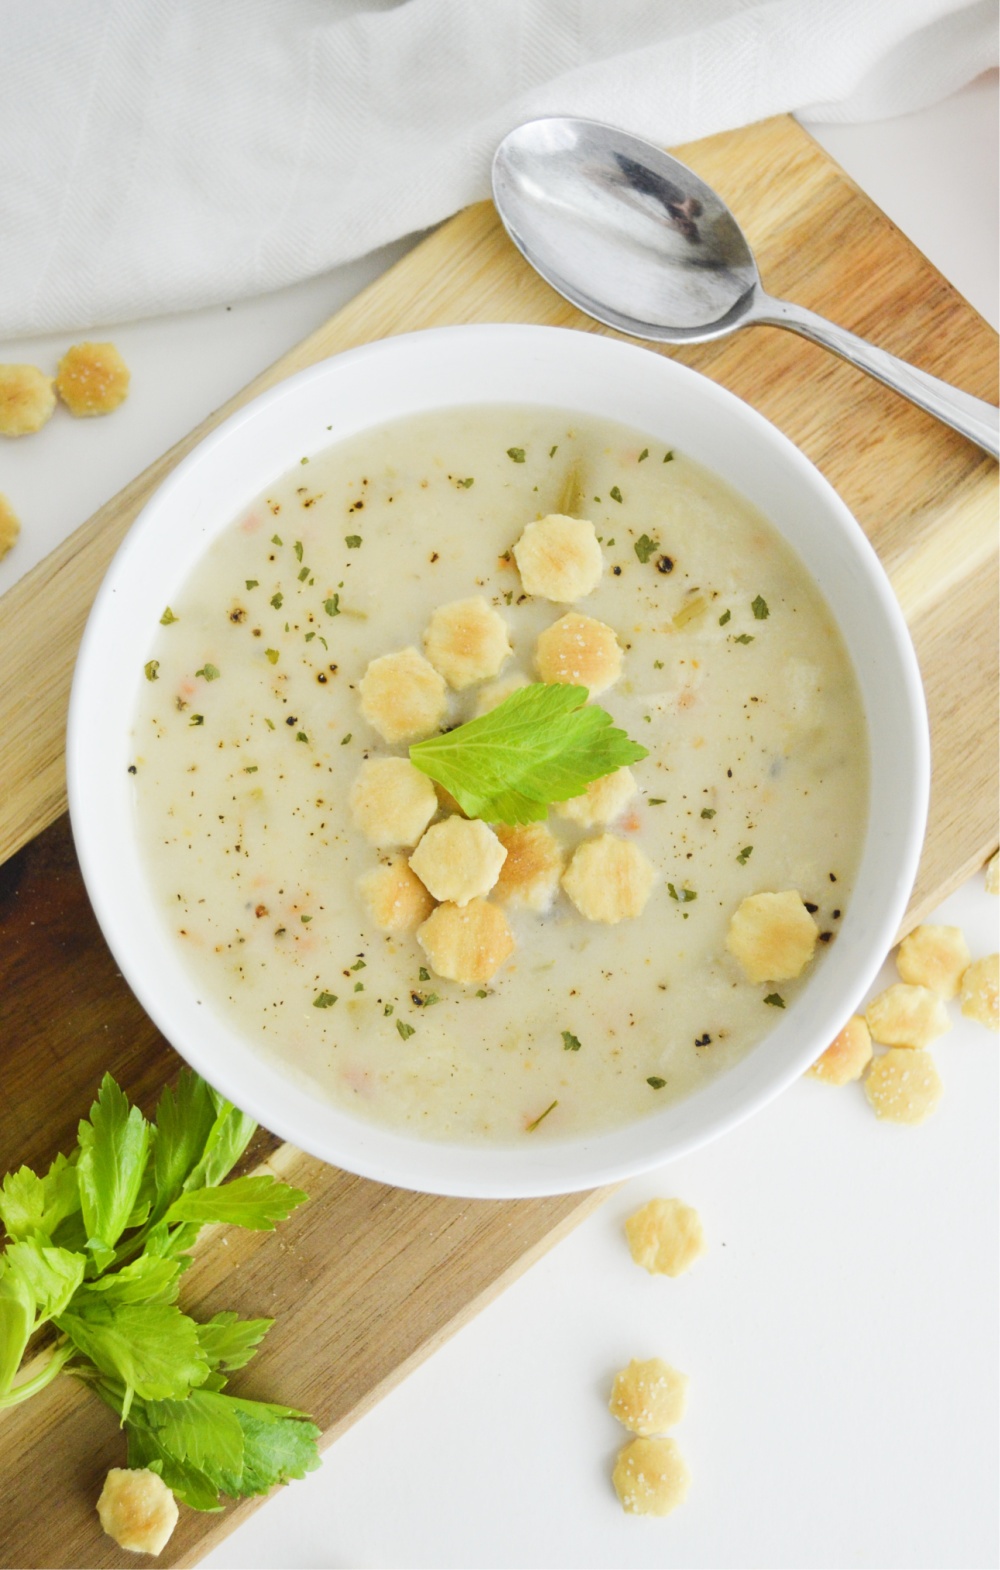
554, 767, 637, 828
494, 823, 564, 912
986, 851, 999, 895
0, 363, 55, 435
409, 817, 507, 906
474, 671, 531, 716
562, 834, 655, 923
725, 890, 818, 984
612, 1438, 691, 1517
625, 1197, 705, 1277
864, 1048, 943, 1125
865, 983, 951, 1049
96, 1467, 178, 1556
512, 513, 603, 602
896, 924, 971, 1000
423, 596, 512, 690
960, 953, 999, 1031
349, 757, 437, 847
806, 1015, 872, 1085
609, 1358, 689, 1436
359, 856, 435, 933
417, 898, 515, 985
0, 493, 20, 560
535, 612, 622, 696
56, 342, 130, 416
359, 647, 448, 743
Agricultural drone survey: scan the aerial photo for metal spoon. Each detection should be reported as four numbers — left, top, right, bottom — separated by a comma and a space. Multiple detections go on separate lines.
492, 116, 998, 459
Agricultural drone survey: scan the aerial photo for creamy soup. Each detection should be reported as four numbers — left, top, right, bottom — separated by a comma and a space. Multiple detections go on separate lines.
133, 407, 869, 1144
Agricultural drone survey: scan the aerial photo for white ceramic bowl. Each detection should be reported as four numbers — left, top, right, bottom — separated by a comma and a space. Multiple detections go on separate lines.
68, 325, 928, 1198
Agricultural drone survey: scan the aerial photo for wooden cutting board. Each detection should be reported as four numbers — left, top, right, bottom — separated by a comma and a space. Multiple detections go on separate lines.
0, 115, 996, 1569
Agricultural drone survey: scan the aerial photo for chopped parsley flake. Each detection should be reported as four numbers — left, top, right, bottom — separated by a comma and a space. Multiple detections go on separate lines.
764, 993, 786, 1008
351, 959, 366, 971
457, 476, 475, 488
634, 533, 659, 563
647, 1076, 666, 1089
160, 607, 178, 625
296, 732, 308, 743
718, 609, 731, 625
610, 485, 623, 503
196, 664, 220, 681
245, 579, 259, 590
653, 659, 664, 669
340, 733, 352, 745
345, 535, 362, 548
667, 883, 697, 902
271, 534, 282, 545
752, 594, 770, 620
396, 1020, 416, 1040
264, 717, 275, 730
353, 982, 364, 992
418, 967, 430, 981
270, 593, 283, 609
265, 649, 279, 664
737, 845, 753, 864
384, 1004, 394, 1016
476, 989, 488, 998
292, 540, 303, 561
638, 448, 649, 462
701, 807, 716, 819
506, 447, 526, 463
562, 1031, 582, 1052
297, 567, 310, 582
647, 797, 666, 806
313, 992, 338, 1009
526, 1099, 557, 1132
324, 595, 340, 617
549, 444, 558, 457
189, 714, 204, 727
663, 450, 674, 463
144, 660, 159, 682
733, 633, 754, 644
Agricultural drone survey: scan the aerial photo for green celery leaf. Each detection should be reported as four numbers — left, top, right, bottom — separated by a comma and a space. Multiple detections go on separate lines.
142, 1388, 246, 1481
152, 1071, 221, 1217
164, 1175, 308, 1232
77, 1075, 153, 1255
126, 1420, 225, 1512
182, 1098, 257, 1194
3, 1239, 85, 1322
79, 1253, 184, 1305
409, 683, 648, 825
56, 1297, 209, 1412
0, 1269, 35, 1397
0, 1154, 80, 1243
213, 1397, 321, 1497
197, 1311, 274, 1373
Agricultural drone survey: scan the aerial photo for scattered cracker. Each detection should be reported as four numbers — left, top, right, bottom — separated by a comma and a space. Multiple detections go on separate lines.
609, 1358, 689, 1436
725, 890, 818, 984
494, 822, 564, 912
513, 513, 603, 602
535, 611, 622, 696
416, 898, 515, 985
864, 1047, 942, 1125
56, 341, 130, 417
865, 983, 951, 1049
0, 493, 21, 560
625, 1197, 705, 1277
349, 757, 438, 847
475, 671, 531, 716
409, 817, 507, 906
422, 595, 511, 689
562, 834, 655, 923
0, 363, 55, 435
806, 1015, 872, 1085
96, 1467, 178, 1556
554, 767, 637, 828
896, 924, 970, 1000
612, 1437, 691, 1517
359, 647, 448, 744
959, 954, 999, 1031
359, 856, 435, 934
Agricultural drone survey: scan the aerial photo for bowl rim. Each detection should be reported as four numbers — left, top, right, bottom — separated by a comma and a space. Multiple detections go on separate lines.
67, 323, 929, 1197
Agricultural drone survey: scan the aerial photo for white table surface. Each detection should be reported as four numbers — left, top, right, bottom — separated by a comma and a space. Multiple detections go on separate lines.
2, 75, 997, 1570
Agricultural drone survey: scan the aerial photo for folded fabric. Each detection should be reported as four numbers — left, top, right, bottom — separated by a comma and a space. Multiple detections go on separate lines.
0, 0, 995, 335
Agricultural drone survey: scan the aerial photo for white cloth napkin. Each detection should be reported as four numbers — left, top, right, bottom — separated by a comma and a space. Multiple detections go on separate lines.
1, 0, 995, 336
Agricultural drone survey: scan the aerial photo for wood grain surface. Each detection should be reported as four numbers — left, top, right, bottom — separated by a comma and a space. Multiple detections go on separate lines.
0, 115, 996, 1569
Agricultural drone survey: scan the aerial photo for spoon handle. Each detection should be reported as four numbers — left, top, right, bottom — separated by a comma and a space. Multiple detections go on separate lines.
751, 293, 998, 459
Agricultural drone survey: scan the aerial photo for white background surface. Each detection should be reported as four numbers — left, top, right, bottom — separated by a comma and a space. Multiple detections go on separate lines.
2, 76, 997, 1570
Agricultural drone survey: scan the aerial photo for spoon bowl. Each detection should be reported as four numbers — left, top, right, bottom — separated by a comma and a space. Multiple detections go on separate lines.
492, 116, 998, 456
